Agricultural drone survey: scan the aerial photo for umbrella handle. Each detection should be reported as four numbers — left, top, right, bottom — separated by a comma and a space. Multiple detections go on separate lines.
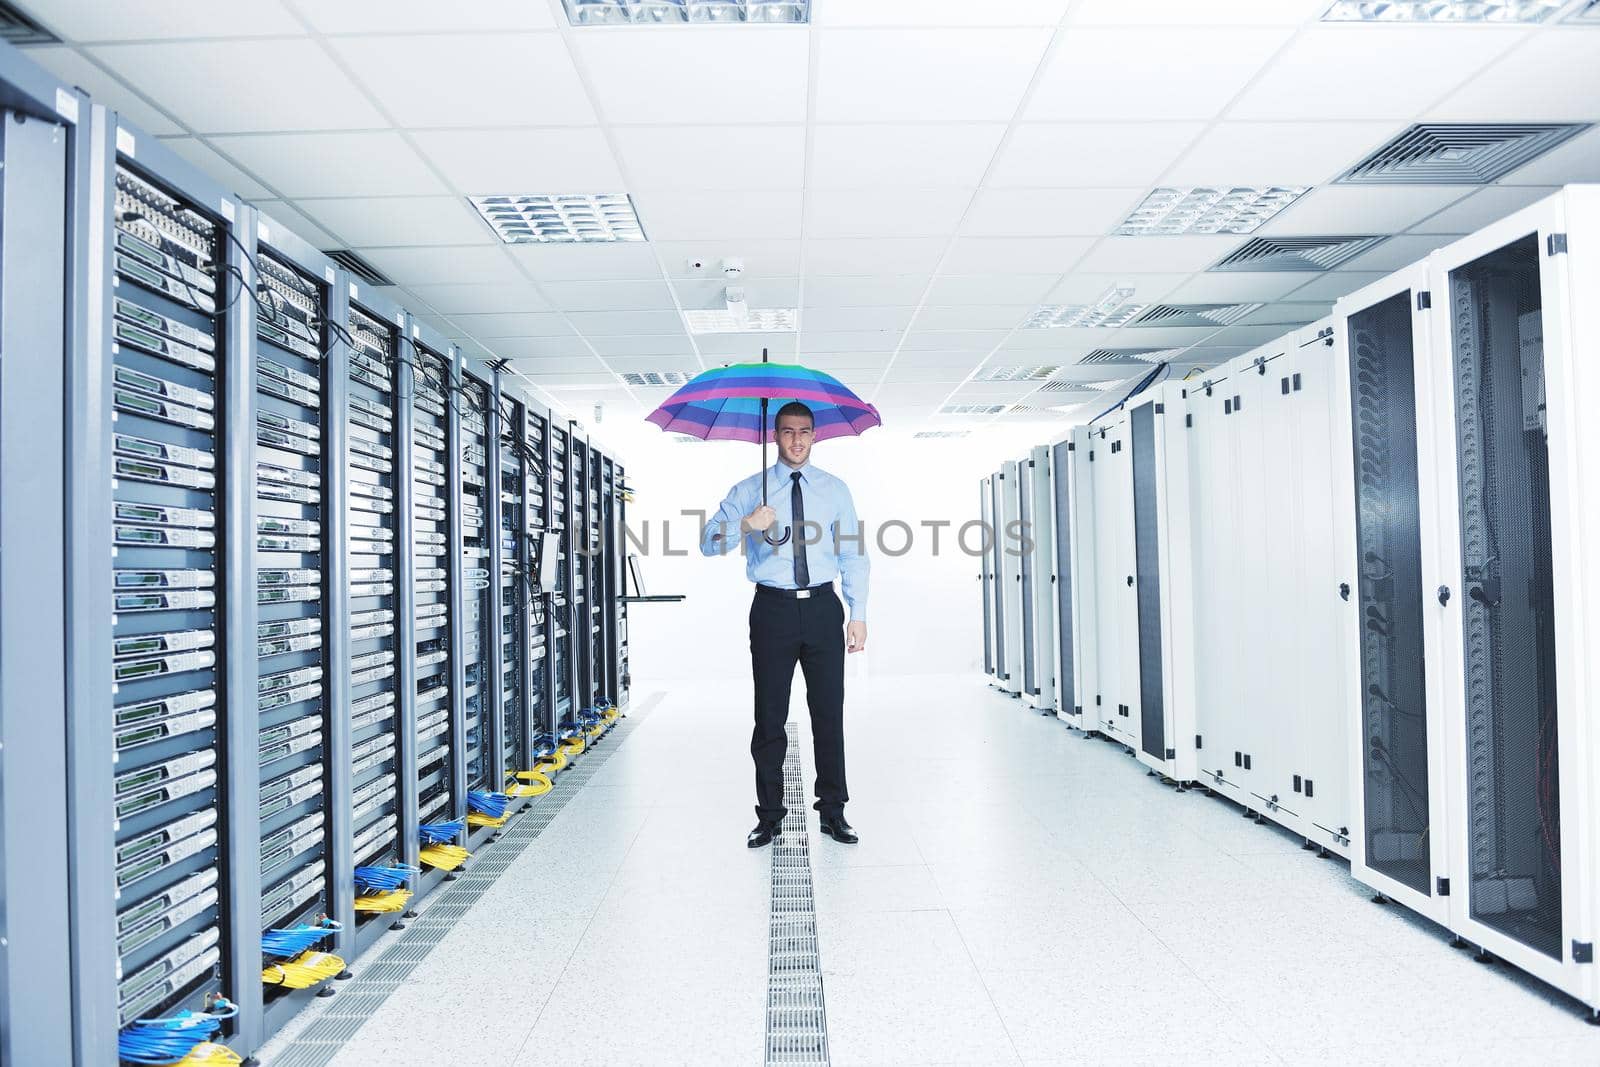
765, 526, 791, 547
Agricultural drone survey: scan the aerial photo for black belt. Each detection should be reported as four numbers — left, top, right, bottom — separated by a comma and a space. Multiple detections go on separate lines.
755, 582, 833, 601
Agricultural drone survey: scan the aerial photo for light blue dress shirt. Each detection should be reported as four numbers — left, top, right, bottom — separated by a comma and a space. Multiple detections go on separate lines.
701, 461, 870, 622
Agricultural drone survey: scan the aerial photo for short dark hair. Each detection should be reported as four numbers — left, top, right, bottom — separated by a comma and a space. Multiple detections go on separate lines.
774, 401, 814, 428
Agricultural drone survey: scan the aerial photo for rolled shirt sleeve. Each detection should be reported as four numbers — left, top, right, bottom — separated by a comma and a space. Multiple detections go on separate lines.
834, 482, 869, 622
701, 481, 749, 557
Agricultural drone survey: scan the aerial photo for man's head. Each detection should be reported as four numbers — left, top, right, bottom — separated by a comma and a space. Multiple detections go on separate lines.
773, 401, 815, 468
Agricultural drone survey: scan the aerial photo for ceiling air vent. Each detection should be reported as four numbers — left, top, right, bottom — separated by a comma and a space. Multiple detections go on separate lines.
1339, 123, 1590, 185
939, 403, 1007, 416
976, 365, 1059, 382
1076, 348, 1180, 365
0, 3, 57, 45
1134, 303, 1262, 328
1212, 235, 1386, 272
620, 371, 691, 387
912, 430, 970, 439
1038, 379, 1112, 393
324, 249, 395, 287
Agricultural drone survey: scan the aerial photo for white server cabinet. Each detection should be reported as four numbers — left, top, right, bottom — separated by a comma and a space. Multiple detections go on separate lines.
1124, 382, 1197, 783
997, 460, 1024, 696
980, 474, 999, 682
1049, 426, 1096, 729
1020, 445, 1056, 711
1087, 412, 1139, 745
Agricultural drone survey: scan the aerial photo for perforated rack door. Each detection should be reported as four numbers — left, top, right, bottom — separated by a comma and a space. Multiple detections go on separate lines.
409, 343, 456, 843
456, 372, 493, 796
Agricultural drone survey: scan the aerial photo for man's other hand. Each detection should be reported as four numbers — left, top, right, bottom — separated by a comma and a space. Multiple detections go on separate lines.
741, 505, 777, 533
846, 621, 867, 654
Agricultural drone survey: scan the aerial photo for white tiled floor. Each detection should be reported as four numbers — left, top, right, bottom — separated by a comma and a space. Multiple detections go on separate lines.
264, 674, 1599, 1067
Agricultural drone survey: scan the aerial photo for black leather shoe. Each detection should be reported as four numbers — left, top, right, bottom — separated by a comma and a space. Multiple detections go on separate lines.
747, 822, 780, 849
819, 815, 858, 845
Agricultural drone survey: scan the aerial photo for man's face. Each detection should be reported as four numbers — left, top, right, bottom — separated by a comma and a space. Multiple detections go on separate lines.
775, 414, 814, 467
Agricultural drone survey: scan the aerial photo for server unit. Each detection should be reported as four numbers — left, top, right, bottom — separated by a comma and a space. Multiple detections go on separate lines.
1018, 445, 1056, 711
457, 364, 496, 845
1047, 425, 1097, 730
614, 461, 632, 708
997, 461, 1024, 696
550, 420, 576, 732
980, 473, 999, 683
1087, 412, 1139, 746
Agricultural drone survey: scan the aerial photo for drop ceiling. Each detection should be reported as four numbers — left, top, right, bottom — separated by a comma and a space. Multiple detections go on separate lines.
19, 0, 1600, 431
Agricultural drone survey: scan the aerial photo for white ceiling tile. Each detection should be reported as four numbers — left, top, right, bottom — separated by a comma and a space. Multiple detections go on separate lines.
357, 245, 525, 286
29, 46, 180, 134
89, 40, 384, 133
803, 275, 932, 307
1500, 125, 1600, 185
913, 306, 1030, 331
1071, 235, 1239, 274
962, 188, 1143, 236
301, 0, 556, 32
297, 196, 490, 247
998, 326, 1120, 351
1027, 27, 1291, 121
1069, 0, 1326, 23
925, 274, 1061, 306
814, 0, 1070, 26
1162, 121, 1401, 187
816, 28, 1053, 123
511, 242, 664, 281
1410, 185, 1560, 236
656, 241, 803, 279
575, 30, 809, 124
805, 188, 973, 239
794, 330, 903, 353
696, 333, 797, 357
1229, 25, 1527, 121
34, 0, 301, 40
810, 124, 1006, 189
881, 349, 989, 366
603, 354, 703, 372
1260, 186, 1469, 236
1108, 325, 1223, 347
631, 189, 803, 241
447, 312, 576, 338
538, 279, 679, 311
611, 125, 806, 191
1284, 272, 1388, 303
802, 307, 917, 333
899, 330, 1008, 351
673, 278, 802, 309
583, 335, 697, 357
1429, 30, 1600, 123
881, 364, 974, 383
485, 337, 588, 359
155, 137, 276, 198
874, 382, 964, 403
253, 200, 339, 251
405, 282, 552, 315
940, 236, 1094, 275
330, 34, 594, 128
210, 131, 445, 197
804, 238, 948, 275
989, 122, 1204, 188
567, 310, 687, 337
1237, 301, 1328, 327
409, 128, 623, 194
1162, 271, 1312, 303
1196, 323, 1307, 348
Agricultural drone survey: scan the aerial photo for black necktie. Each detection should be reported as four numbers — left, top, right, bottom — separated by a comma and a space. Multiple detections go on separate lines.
790, 470, 810, 589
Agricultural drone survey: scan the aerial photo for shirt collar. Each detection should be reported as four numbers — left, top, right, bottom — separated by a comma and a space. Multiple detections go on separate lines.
774, 460, 810, 483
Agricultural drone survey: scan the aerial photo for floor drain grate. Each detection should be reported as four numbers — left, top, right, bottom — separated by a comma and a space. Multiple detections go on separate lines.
765, 722, 829, 1066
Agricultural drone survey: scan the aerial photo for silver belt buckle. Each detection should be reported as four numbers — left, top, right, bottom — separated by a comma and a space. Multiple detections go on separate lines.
795, 589, 811, 599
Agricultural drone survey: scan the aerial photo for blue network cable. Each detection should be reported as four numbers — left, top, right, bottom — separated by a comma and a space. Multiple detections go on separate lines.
353, 863, 418, 893
117, 999, 237, 1065
419, 820, 465, 845
261, 920, 339, 959
467, 789, 513, 819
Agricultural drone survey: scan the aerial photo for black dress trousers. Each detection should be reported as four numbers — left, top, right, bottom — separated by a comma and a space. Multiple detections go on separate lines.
749, 585, 848, 825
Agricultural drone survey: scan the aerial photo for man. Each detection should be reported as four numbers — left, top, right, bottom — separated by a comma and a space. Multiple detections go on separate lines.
701, 400, 869, 849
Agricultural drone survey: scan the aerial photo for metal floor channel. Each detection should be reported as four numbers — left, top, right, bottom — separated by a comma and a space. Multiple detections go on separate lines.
766, 722, 831, 1066
262, 699, 655, 1067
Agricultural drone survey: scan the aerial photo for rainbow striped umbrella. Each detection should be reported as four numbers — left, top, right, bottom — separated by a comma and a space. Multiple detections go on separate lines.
645, 350, 881, 543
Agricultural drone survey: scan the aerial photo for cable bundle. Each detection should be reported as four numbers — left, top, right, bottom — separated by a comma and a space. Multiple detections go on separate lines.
261, 951, 345, 990
352, 889, 411, 914
468, 789, 513, 819
506, 769, 553, 798
559, 735, 586, 757
176, 1044, 242, 1065
419, 820, 465, 845
260, 920, 338, 960
117, 999, 237, 1065
419, 842, 470, 870
534, 748, 569, 775
353, 863, 417, 894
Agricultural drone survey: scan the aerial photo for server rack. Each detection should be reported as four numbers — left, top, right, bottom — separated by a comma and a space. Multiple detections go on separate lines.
570, 424, 595, 720
600, 455, 621, 707
456, 361, 496, 845
0, 51, 88, 1067
249, 211, 349, 1038
523, 397, 555, 766
551, 421, 577, 734
997, 461, 1024, 696
587, 440, 607, 713
615, 461, 632, 708
1047, 426, 1097, 730
344, 284, 414, 958
83, 111, 259, 1057
1019, 445, 1056, 711
979, 474, 997, 682
1087, 414, 1138, 745
492, 381, 531, 787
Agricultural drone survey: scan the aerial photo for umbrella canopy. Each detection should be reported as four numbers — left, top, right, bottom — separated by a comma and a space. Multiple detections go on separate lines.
645, 360, 882, 442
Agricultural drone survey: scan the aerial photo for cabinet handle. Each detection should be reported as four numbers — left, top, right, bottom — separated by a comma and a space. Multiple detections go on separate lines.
1126, 575, 1134, 587
1437, 585, 1451, 607
1339, 582, 1350, 601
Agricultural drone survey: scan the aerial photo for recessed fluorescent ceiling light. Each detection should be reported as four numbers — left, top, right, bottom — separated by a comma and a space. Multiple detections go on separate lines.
912, 430, 971, 439
1024, 287, 1145, 329
470, 194, 644, 244
1323, 0, 1562, 20
976, 365, 1060, 382
1119, 187, 1307, 236
939, 403, 1007, 415
563, 0, 809, 24
621, 371, 692, 386
683, 307, 798, 333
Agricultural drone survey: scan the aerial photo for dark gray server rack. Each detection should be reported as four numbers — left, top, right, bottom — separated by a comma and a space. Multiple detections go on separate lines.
570, 425, 594, 719
524, 402, 554, 763
600, 455, 621, 707
551, 421, 576, 734
1018, 459, 1037, 695
85, 111, 259, 1056
1050, 442, 1075, 716
1448, 236, 1563, 960
1130, 404, 1166, 762
344, 286, 413, 959
250, 213, 350, 1038
492, 381, 530, 787
457, 363, 495, 844
0, 49, 87, 1067
614, 461, 631, 707
1345, 292, 1434, 898
989, 474, 1007, 682
586, 439, 606, 713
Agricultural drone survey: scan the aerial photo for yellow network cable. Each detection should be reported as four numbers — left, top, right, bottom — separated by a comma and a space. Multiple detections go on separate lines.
602, 706, 620, 723
466, 810, 510, 829
535, 748, 568, 774
262, 951, 346, 990
353, 888, 412, 914
178, 1043, 243, 1066
506, 769, 553, 798
419, 843, 470, 870
560, 736, 586, 757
